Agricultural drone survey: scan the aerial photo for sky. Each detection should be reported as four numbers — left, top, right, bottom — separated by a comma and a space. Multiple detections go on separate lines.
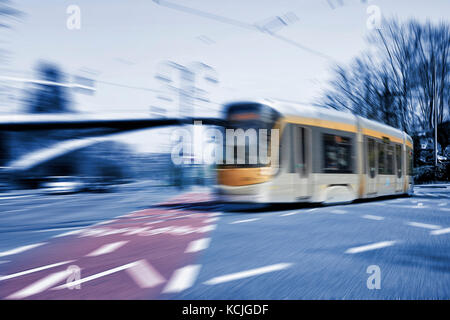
1, 0, 449, 152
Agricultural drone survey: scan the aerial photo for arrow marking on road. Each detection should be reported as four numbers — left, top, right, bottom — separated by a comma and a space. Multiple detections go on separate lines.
125, 259, 165, 288
7, 268, 73, 299
162, 265, 201, 293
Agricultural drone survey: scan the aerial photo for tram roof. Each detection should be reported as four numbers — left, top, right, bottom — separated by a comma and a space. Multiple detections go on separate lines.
260, 99, 410, 142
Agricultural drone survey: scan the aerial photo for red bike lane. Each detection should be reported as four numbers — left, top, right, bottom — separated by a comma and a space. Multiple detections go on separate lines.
0, 191, 218, 299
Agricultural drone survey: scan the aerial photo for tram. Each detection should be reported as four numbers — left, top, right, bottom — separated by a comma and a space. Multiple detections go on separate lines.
215, 100, 414, 203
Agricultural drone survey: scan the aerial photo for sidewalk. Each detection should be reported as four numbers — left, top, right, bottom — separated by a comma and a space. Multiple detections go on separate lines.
415, 183, 450, 188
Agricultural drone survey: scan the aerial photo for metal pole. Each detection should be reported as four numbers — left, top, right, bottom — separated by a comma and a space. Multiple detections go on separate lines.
434, 62, 438, 168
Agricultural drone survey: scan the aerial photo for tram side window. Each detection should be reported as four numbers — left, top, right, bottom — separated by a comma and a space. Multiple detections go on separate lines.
396, 144, 402, 178
368, 138, 376, 178
378, 143, 386, 174
407, 148, 413, 175
322, 134, 353, 173
386, 146, 394, 175
297, 126, 308, 176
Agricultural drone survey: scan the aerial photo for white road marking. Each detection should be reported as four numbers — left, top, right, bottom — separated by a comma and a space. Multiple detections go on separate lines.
204, 217, 219, 223
438, 202, 447, 207
0, 195, 31, 200
431, 228, 450, 236
0, 243, 46, 258
0, 261, 9, 264
281, 211, 303, 217
125, 260, 165, 288
330, 209, 347, 214
86, 241, 128, 257
53, 260, 142, 290
209, 213, 222, 217
185, 238, 211, 253
345, 241, 397, 254
0, 260, 74, 281
362, 215, 385, 221
95, 219, 117, 225
0, 208, 27, 214
33, 226, 83, 234
52, 229, 84, 238
204, 263, 292, 285
145, 220, 164, 225
197, 225, 217, 233
440, 208, 450, 212
162, 265, 201, 293
230, 218, 260, 224
406, 222, 441, 230
7, 268, 73, 299
170, 226, 196, 235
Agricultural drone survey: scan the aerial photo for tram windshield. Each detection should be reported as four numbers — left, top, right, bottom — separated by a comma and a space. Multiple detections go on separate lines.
219, 103, 280, 168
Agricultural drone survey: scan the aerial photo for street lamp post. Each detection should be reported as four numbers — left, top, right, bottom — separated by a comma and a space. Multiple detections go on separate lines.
433, 61, 438, 169
155, 61, 219, 187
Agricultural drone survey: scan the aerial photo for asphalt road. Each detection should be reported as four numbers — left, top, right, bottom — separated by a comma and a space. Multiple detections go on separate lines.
0, 183, 449, 299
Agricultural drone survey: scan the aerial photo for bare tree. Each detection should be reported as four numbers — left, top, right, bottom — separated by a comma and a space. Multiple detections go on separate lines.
318, 18, 449, 136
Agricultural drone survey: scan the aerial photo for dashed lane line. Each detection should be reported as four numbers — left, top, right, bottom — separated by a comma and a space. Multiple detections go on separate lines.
230, 218, 260, 224
431, 228, 450, 236
162, 265, 201, 294
185, 238, 211, 253
362, 215, 385, 221
280, 209, 317, 217
204, 263, 293, 285
345, 241, 397, 254
86, 241, 129, 257
0, 195, 32, 200
280, 211, 301, 217
330, 209, 347, 214
405, 222, 441, 230
0, 243, 47, 258
0, 260, 74, 281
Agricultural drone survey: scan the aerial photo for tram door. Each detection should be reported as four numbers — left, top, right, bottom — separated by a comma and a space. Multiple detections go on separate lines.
366, 138, 378, 195
294, 126, 311, 200
395, 144, 403, 192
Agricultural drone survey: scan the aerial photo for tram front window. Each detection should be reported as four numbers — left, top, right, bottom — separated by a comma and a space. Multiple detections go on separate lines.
219, 103, 280, 168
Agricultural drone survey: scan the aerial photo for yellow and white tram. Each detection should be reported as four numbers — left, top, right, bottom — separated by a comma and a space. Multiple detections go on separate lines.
215, 100, 414, 204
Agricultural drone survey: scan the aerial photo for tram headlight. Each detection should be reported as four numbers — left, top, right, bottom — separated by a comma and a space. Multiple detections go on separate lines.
259, 167, 272, 176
